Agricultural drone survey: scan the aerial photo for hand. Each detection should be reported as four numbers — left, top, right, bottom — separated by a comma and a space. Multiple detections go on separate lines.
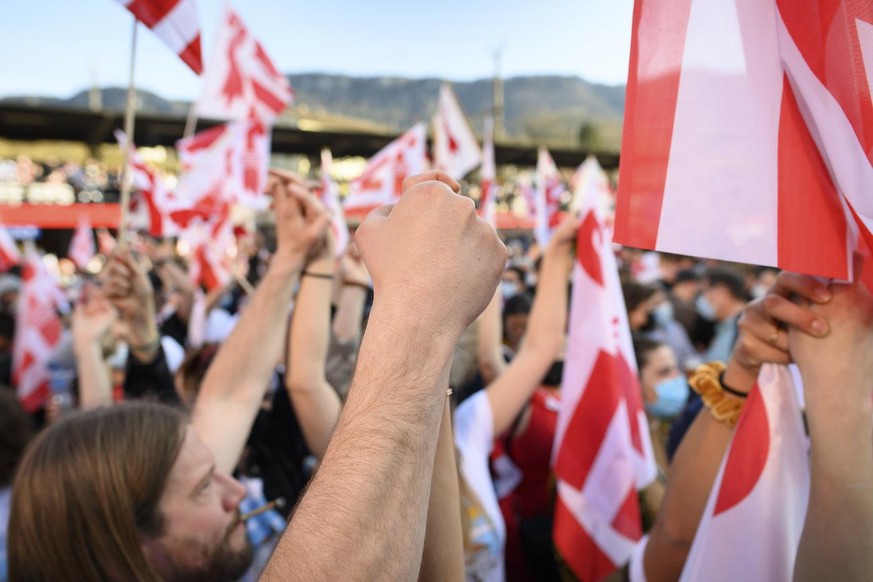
339, 242, 370, 287
789, 258, 873, 406
725, 271, 832, 390
355, 170, 506, 340
268, 169, 332, 265
545, 214, 581, 258
99, 250, 157, 347
72, 285, 118, 351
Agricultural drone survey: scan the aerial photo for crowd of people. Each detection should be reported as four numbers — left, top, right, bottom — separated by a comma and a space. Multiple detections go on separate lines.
0, 168, 871, 581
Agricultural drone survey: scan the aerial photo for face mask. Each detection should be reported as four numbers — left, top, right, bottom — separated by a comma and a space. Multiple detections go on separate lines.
652, 302, 674, 327
696, 294, 716, 321
646, 375, 690, 419
751, 284, 767, 299
500, 281, 520, 300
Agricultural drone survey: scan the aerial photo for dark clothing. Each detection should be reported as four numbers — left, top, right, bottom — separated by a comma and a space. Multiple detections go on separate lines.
124, 345, 180, 405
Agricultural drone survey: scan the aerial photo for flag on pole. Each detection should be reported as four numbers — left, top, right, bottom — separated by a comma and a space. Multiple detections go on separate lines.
320, 149, 350, 257
615, 0, 873, 280
196, 4, 293, 125
0, 221, 21, 271
552, 188, 656, 580
176, 120, 270, 211
114, 0, 203, 74
478, 116, 498, 228
116, 130, 180, 237
13, 245, 64, 412
344, 123, 428, 213
678, 365, 809, 581
432, 83, 482, 180
572, 155, 615, 233
68, 215, 96, 270
533, 148, 565, 246
184, 219, 233, 292
96, 229, 117, 256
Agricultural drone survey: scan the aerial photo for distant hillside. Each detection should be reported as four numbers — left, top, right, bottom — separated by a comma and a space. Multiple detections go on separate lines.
1, 73, 626, 149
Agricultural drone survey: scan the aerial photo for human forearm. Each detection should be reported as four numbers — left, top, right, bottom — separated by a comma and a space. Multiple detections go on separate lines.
332, 285, 367, 343
523, 244, 570, 354
263, 306, 456, 581
194, 254, 303, 473
419, 398, 465, 582
73, 342, 112, 409
795, 379, 873, 582
476, 290, 506, 385
287, 259, 341, 459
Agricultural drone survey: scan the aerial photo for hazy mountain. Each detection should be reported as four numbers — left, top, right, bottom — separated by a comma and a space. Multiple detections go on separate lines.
1, 73, 626, 149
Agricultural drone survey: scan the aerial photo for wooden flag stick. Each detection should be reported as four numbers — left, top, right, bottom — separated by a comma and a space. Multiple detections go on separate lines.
183, 99, 199, 138
234, 271, 256, 297
117, 17, 139, 252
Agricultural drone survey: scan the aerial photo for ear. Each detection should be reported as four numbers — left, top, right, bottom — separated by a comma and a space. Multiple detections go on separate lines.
140, 537, 173, 578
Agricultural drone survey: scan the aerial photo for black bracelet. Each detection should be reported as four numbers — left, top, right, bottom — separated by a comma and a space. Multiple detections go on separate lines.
719, 371, 749, 398
302, 271, 334, 280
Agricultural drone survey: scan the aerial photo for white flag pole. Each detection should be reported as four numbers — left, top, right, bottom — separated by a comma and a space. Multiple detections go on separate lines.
117, 16, 139, 251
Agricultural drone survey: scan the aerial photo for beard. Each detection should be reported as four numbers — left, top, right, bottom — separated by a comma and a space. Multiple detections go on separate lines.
164, 517, 255, 582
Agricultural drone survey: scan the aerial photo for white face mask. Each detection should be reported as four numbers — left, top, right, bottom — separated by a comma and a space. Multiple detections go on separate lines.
500, 281, 520, 300
751, 284, 767, 299
696, 294, 716, 321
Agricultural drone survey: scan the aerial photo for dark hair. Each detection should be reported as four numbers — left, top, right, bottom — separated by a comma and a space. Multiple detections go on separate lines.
705, 266, 749, 301
633, 336, 667, 371
0, 387, 32, 487
674, 269, 700, 285
505, 266, 527, 285
9, 402, 188, 581
503, 293, 533, 317
622, 280, 659, 313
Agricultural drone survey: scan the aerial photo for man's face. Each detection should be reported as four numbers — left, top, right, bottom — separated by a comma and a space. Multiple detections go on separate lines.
504, 313, 529, 348
146, 428, 253, 581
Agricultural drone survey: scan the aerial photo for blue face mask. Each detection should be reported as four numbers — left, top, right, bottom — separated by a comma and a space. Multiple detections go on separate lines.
646, 375, 689, 419
501, 281, 520, 300
652, 302, 674, 327
695, 294, 716, 321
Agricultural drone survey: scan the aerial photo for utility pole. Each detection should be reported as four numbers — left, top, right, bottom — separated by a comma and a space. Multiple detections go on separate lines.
492, 47, 505, 141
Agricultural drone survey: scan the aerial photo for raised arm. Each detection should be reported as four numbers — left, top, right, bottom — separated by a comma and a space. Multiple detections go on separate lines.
485, 216, 577, 437
192, 171, 328, 475
285, 217, 342, 459
643, 273, 833, 582
262, 171, 505, 581
332, 242, 369, 344
476, 288, 506, 385
791, 263, 873, 582
71, 286, 117, 409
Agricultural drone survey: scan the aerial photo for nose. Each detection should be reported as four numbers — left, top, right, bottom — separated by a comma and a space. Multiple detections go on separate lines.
215, 472, 247, 512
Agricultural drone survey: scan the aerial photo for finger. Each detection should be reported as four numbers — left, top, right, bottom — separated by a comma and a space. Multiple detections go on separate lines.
288, 184, 327, 221
402, 171, 460, 194
268, 168, 307, 187
771, 271, 832, 304
760, 293, 829, 337
365, 204, 394, 221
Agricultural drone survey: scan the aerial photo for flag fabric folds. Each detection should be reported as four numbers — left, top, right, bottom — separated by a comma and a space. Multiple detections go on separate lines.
533, 148, 565, 247
678, 365, 809, 581
13, 245, 64, 412
552, 187, 656, 581
68, 215, 96, 270
432, 83, 481, 180
478, 116, 498, 228
114, 0, 203, 74
320, 149, 350, 258
344, 123, 428, 213
0, 221, 21, 271
615, 0, 873, 280
196, 4, 293, 124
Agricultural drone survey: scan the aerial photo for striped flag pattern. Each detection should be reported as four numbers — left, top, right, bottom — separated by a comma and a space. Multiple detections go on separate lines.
114, 0, 203, 74
615, 0, 872, 280
0, 221, 22, 271
432, 83, 481, 180
319, 149, 350, 257
478, 116, 498, 228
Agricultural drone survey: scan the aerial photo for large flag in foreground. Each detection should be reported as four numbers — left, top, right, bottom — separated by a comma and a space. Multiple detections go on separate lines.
114, 0, 203, 74
615, 0, 873, 280
344, 123, 428, 212
13, 245, 64, 412
678, 365, 809, 581
432, 83, 481, 180
552, 189, 657, 580
196, 4, 293, 124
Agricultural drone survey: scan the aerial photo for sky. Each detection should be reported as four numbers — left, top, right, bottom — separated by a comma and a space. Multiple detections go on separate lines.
0, 0, 635, 101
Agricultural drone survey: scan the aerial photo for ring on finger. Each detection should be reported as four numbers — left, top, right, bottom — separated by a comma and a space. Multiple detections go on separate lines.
768, 326, 780, 346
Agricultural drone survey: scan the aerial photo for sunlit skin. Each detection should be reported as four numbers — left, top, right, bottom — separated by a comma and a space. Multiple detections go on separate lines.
639, 345, 680, 405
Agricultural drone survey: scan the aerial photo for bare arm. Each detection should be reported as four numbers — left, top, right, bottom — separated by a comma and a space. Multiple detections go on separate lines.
792, 267, 873, 582
193, 172, 327, 475
486, 217, 577, 437
476, 289, 506, 385
262, 171, 505, 581
155, 259, 196, 323
643, 273, 833, 581
332, 243, 369, 344
286, 235, 342, 459
71, 288, 117, 409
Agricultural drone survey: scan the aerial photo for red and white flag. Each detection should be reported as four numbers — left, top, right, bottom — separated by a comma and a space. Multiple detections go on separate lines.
0, 221, 21, 271
13, 244, 64, 412
96, 228, 117, 255
572, 156, 615, 233
184, 220, 233, 292
478, 116, 498, 228
344, 123, 428, 213
615, 0, 873, 280
68, 215, 96, 271
320, 149, 349, 257
116, 130, 180, 237
678, 365, 809, 581
114, 0, 203, 74
196, 4, 293, 125
533, 148, 565, 246
176, 120, 270, 211
432, 83, 481, 180
552, 190, 656, 580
